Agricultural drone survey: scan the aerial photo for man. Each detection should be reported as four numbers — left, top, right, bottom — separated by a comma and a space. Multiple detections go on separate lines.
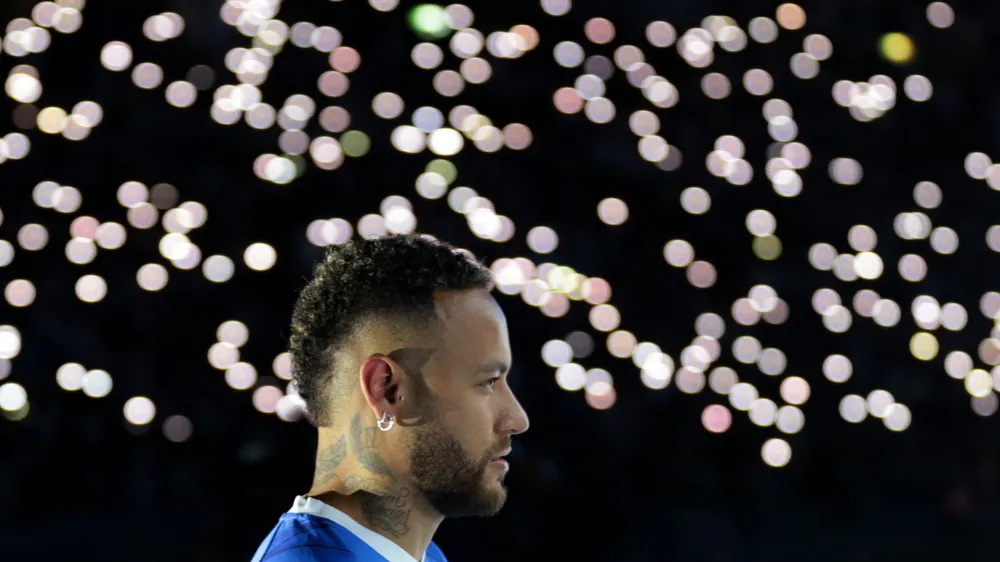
251, 234, 530, 562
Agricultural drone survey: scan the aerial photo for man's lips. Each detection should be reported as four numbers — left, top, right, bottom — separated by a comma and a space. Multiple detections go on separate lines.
491, 448, 512, 461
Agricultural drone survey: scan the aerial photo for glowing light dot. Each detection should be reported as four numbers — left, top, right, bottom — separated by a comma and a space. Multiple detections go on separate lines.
927, 2, 955, 28
702, 405, 732, 433
82, 369, 113, 398
761, 438, 792, 467
76, 274, 107, 303
597, 198, 628, 226
776, 4, 806, 30
910, 332, 939, 360
527, 226, 558, 254
165, 81, 197, 107
244, 243, 277, 271
101, 41, 133, 71
584, 18, 615, 45
123, 396, 156, 425
880, 32, 915, 64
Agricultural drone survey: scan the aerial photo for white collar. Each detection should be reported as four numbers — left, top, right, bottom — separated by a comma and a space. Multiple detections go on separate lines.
289, 495, 426, 562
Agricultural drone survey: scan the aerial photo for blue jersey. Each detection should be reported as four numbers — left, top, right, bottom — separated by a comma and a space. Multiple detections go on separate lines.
251, 496, 448, 562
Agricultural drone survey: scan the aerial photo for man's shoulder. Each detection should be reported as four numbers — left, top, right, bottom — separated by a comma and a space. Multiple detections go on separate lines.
253, 513, 369, 561
426, 540, 448, 562
260, 545, 360, 562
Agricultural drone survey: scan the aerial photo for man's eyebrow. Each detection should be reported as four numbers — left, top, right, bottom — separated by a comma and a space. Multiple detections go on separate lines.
476, 361, 510, 375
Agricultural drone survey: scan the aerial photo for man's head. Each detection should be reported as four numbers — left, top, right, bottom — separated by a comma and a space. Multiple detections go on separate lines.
289, 234, 530, 517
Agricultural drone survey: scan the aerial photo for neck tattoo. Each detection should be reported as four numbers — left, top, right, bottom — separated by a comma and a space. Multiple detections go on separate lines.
350, 413, 396, 480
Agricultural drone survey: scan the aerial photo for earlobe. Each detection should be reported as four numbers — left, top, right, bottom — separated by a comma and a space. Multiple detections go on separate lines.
376, 410, 395, 432
377, 397, 405, 432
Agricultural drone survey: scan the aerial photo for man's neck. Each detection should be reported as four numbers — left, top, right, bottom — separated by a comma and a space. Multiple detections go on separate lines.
308, 415, 443, 561
310, 484, 443, 561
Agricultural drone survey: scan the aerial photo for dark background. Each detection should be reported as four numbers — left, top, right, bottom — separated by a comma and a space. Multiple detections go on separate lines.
1, 0, 998, 560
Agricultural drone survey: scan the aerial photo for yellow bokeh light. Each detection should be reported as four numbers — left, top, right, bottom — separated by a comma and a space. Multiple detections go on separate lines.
459, 113, 492, 136
909, 332, 939, 360
880, 33, 915, 64
753, 234, 782, 260
37, 106, 68, 133
964, 369, 992, 398
547, 266, 580, 293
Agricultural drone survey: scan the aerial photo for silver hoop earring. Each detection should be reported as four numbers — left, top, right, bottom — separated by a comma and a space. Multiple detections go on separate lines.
376, 410, 395, 432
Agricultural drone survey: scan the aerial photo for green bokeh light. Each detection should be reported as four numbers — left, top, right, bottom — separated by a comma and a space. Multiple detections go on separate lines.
289, 154, 307, 178
753, 234, 782, 260
408, 5, 451, 39
426, 159, 457, 184
341, 131, 371, 157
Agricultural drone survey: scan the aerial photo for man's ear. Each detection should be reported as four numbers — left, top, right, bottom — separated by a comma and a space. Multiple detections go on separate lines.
358, 353, 396, 417
362, 350, 435, 427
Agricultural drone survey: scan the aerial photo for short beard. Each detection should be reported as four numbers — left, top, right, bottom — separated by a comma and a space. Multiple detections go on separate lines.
407, 423, 507, 517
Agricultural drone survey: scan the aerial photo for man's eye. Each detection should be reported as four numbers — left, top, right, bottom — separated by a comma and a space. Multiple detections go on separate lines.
481, 377, 500, 389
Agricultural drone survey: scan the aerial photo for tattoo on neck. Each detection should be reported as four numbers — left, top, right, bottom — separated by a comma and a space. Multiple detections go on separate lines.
313, 435, 347, 487
350, 414, 395, 479
342, 475, 397, 495
360, 491, 411, 538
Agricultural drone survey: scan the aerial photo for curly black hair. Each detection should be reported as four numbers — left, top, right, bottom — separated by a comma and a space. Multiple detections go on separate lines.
288, 234, 494, 426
